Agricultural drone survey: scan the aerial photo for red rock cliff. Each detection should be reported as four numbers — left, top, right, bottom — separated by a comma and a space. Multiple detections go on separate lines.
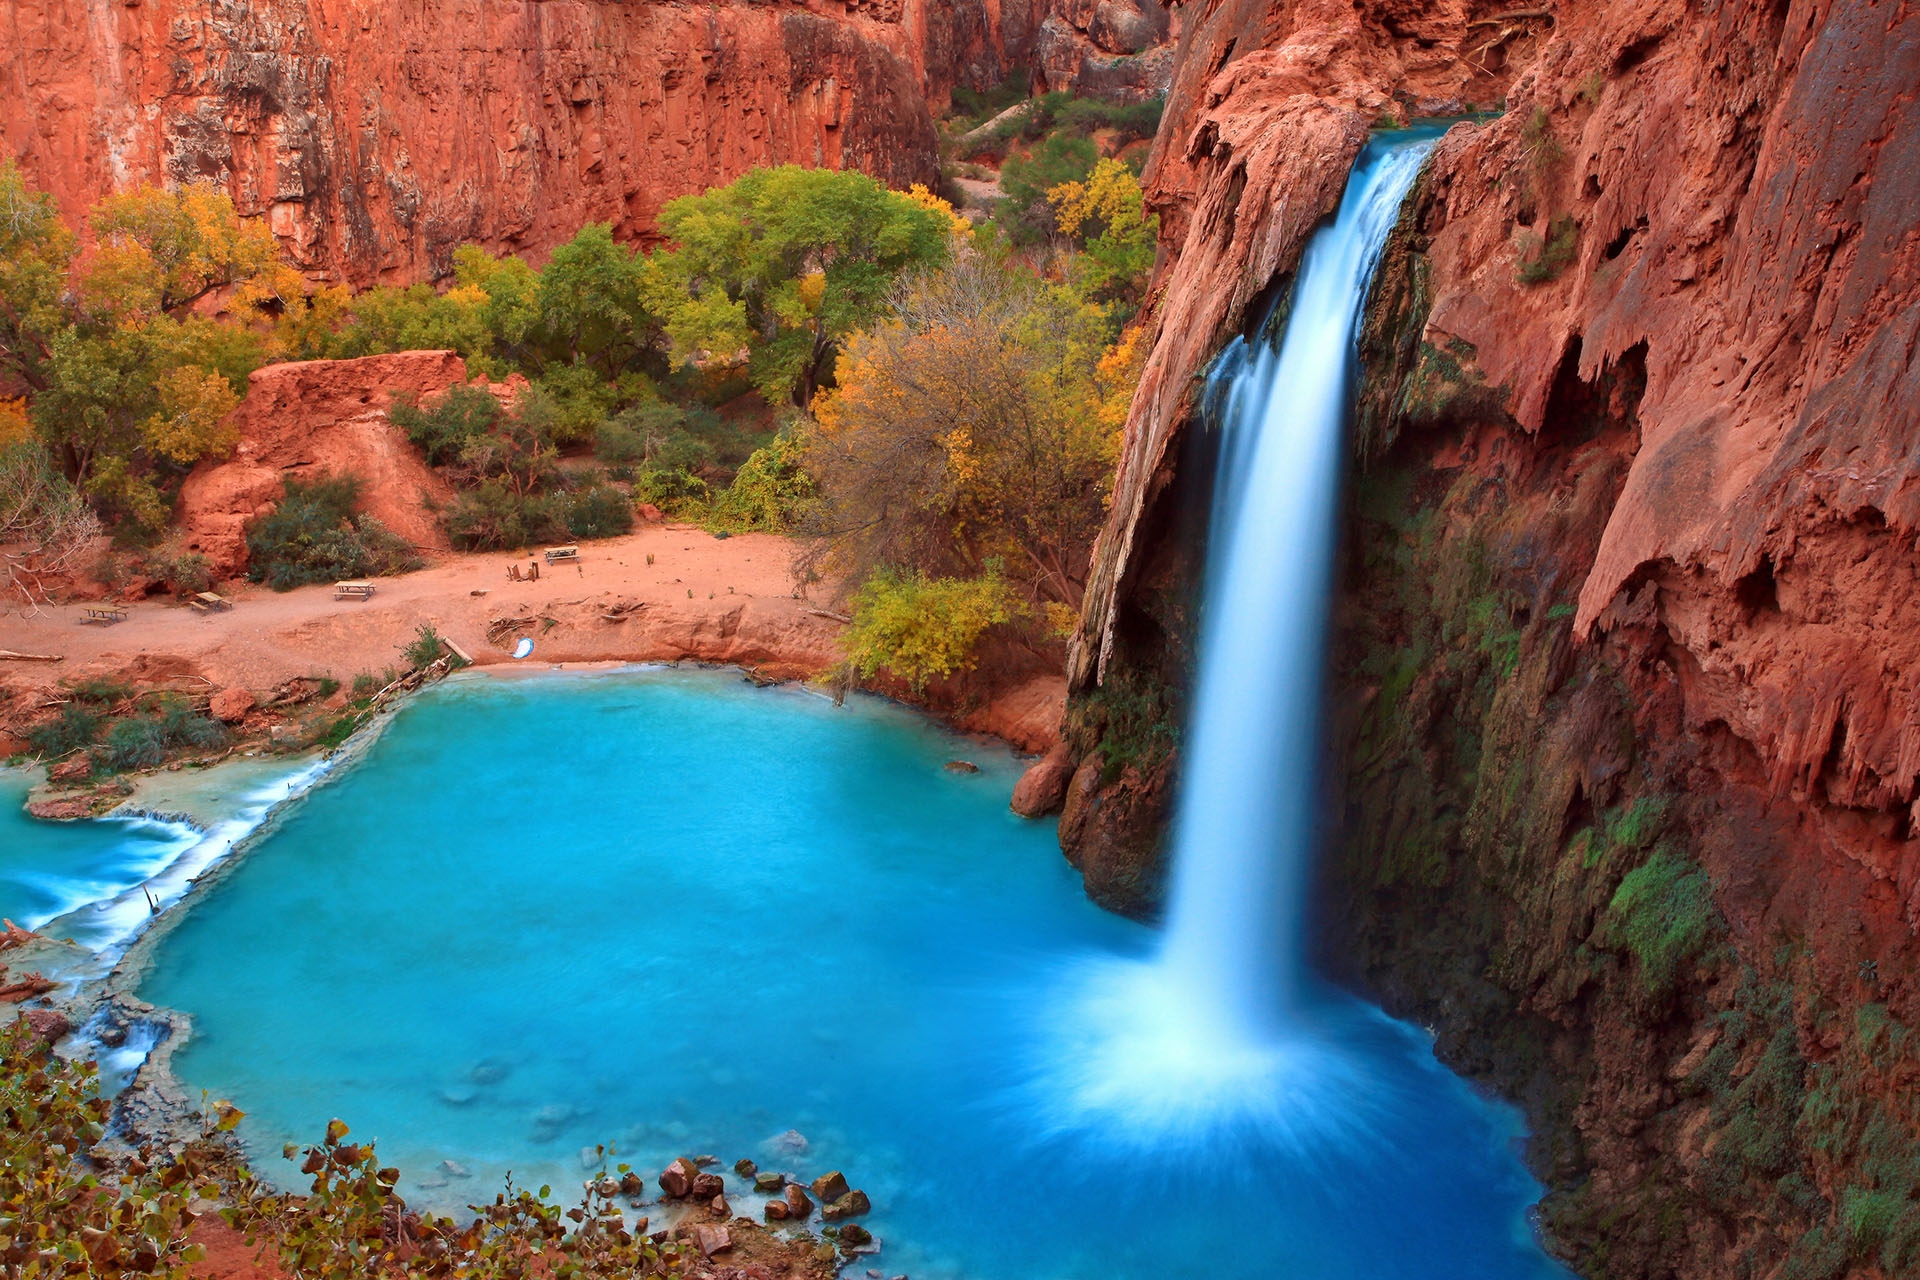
1064, 1, 1920, 1274
2, 0, 1052, 284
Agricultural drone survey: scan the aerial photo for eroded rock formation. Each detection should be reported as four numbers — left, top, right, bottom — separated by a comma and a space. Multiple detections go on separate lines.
3, 0, 1059, 283
1064, 0, 1920, 1274
175, 350, 463, 575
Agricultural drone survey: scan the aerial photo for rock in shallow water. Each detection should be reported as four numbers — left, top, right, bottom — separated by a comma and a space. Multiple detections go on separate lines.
823, 1189, 872, 1221
809, 1171, 849, 1202
659, 1156, 699, 1199
783, 1183, 813, 1219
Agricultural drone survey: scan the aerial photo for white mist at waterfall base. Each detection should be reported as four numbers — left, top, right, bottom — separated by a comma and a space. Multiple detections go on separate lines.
1027, 134, 1440, 1155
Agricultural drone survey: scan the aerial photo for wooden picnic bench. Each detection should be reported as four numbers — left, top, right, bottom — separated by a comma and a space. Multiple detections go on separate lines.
334, 580, 376, 601
188, 591, 232, 613
82, 606, 127, 625
543, 545, 580, 565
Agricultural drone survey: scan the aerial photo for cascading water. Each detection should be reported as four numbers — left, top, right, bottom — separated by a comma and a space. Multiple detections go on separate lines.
1163, 133, 1436, 1036
1035, 131, 1443, 1146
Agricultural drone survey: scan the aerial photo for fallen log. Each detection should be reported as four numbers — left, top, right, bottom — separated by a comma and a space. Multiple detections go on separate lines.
0, 649, 62, 663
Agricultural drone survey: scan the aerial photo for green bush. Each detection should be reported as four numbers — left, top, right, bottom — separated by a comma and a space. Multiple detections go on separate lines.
562, 485, 634, 540
1607, 847, 1718, 991
389, 383, 502, 465
1001, 133, 1100, 237
98, 696, 226, 771
1516, 214, 1580, 285
843, 562, 1022, 691
402, 623, 445, 670
245, 474, 423, 591
706, 431, 816, 532
441, 480, 565, 551
26, 702, 102, 757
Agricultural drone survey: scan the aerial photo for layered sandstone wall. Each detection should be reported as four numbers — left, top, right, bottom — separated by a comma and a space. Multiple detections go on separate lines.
3, 0, 1183, 285
2, 0, 1051, 284
1060, 0, 1920, 1274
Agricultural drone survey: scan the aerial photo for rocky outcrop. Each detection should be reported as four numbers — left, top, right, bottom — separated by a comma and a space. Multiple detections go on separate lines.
2, 0, 1053, 284
175, 351, 462, 575
1033, 1, 1178, 102
1063, 0, 1920, 1275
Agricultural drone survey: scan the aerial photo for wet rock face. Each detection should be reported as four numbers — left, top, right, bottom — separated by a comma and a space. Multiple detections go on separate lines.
1062, 0, 1920, 1273
2, 0, 1052, 283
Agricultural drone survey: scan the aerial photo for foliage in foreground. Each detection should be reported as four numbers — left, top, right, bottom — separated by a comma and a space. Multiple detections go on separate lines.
0, 1021, 705, 1278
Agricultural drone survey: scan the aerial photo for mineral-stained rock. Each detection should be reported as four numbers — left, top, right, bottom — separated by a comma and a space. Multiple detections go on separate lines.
2, 0, 1075, 285
177, 352, 466, 577
659, 1156, 699, 1200
693, 1224, 732, 1258
1011, 742, 1076, 816
822, 1189, 871, 1221
19, 1008, 70, 1042
208, 688, 256, 724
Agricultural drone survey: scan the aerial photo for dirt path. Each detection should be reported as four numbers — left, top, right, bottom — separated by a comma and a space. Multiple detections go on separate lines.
0, 526, 842, 694
0, 525, 1065, 751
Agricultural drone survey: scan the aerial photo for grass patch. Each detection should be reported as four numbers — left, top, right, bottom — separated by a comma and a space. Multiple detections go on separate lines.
1607, 847, 1717, 991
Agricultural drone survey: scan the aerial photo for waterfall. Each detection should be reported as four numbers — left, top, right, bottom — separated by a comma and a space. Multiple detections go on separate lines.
1030, 132, 1438, 1148
1159, 133, 1437, 1042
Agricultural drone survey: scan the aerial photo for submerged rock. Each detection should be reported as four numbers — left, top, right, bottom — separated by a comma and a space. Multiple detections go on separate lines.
768, 1129, 808, 1156
823, 1189, 871, 1221
944, 760, 980, 774
734, 1158, 758, 1177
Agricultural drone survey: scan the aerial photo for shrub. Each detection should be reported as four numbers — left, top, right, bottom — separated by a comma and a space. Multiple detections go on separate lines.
562, 485, 634, 540
843, 563, 1022, 691
706, 431, 816, 533
245, 474, 423, 591
524, 365, 616, 447
1607, 847, 1719, 991
441, 480, 566, 551
97, 696, 226, 771
402, 623, 445, 669
1001, 133, 1100, 238
27, 702, 102, 757
1516, 214, 1580, 285
142, 549, 213, 596
389, 383, 501, 465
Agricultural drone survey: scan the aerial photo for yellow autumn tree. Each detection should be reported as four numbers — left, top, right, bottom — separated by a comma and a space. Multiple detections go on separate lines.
84, 183, 292, 321
1048, 158, 1158, 305
140, 365, 241, 464
805, 255, 1136, 607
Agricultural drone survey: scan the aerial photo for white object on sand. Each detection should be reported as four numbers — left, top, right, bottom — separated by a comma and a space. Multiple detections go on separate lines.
513, 638, 534, 660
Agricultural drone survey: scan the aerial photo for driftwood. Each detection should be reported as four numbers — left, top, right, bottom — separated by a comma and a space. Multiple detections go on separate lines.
0, 649, 62, 663
807, 608, 852, 624
601, 600, 646, 622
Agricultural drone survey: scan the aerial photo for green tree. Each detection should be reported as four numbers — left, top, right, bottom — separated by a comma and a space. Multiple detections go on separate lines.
643, 166, 952, 407
843, 563, 1023, 691
0, 159, 76, 391
999, 133, 1098, 241
533, 223, 651, 374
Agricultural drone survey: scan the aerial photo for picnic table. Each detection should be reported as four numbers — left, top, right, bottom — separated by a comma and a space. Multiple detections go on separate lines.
334, 580, 376, 601
81, 606, 127, 625
543, 545, 580, 565
188, 591, 232, 613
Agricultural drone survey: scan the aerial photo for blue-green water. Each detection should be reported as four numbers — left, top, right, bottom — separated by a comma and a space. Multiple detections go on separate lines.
124, 669, 1564, 1279
0, 772, 197, 945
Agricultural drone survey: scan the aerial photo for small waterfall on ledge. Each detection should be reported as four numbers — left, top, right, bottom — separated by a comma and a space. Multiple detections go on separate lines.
1032, 132, 1439, 1150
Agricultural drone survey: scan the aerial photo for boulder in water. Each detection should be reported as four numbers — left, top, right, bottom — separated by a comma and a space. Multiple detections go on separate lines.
690, 1171, 725, 1200
1011, 742, 1075, 816
944, 760, 980, 773
659, 1156, 699, 1199
734, 1157, 757, 1177
809, 1171, 849, 1202
838, 1222, 874, 1248
754, 1170, 786, 1192
823, 1189, 871, 1221
619, 1171, 644, 1196
782, 1183, 814, 1219
764, 1198, 790, 1221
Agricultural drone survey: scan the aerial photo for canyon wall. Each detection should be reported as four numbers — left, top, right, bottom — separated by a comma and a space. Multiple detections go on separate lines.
1062, 0, 1920, 1275
1, 0, 1047, 284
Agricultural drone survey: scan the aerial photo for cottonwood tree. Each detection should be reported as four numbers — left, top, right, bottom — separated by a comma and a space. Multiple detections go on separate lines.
643, 166, 953, 407
804, 255, 1139, 608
